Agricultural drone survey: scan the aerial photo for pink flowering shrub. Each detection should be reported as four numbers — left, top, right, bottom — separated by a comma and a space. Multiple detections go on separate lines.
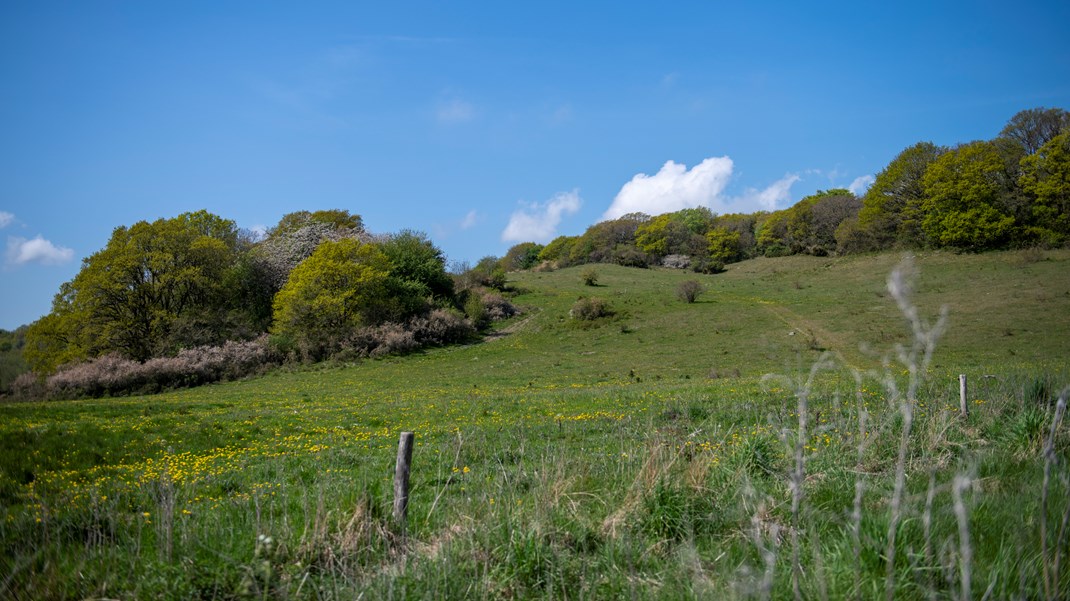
44, 336, 279, 399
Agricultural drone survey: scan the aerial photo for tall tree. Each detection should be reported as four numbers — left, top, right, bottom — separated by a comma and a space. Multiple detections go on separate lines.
1019, 130, 1070, 243
921, 141, 1017, 250
857, 142, 946, 248
999, 107, 1070, 155
24, 211, 244, 370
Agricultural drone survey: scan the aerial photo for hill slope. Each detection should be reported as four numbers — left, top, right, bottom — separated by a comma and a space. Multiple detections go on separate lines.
2, 250, 1069, 599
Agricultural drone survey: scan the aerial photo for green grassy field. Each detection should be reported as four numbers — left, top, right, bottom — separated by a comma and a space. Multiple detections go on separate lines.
2, 250, 1070, 599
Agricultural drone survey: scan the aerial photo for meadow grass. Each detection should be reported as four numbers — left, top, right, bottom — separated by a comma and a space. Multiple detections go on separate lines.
2, 249, 1069, 599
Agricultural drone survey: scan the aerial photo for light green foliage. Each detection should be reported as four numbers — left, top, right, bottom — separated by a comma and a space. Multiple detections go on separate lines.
705, 227, 741, 263
921, 141, 1018, 250
537, 235, 577, 265
271, 239, 392, 360
858, 141, 946, 248
25, 211, 244, 370
1019, 131, 1070, 243
634, 208, 713, 257
712, 213, 759, 259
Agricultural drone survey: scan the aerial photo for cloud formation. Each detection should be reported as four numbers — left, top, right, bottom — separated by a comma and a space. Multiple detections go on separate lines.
734, 174, 801, 212
603, 157, 804, 219
460, 210, 478, 230
6, 235, 74, 267
603, 157, 734, 220
848, 175, 875, 195
501, 190, 582, 243
0, 211, 13, 229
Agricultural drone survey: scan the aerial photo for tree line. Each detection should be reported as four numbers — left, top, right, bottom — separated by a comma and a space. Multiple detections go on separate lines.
14, 210, 508, 396
499, 107, 1070, 272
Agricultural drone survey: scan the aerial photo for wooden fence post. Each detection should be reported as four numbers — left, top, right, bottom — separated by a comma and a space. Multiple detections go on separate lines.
959, 374, 969, 419
393, 431, 415, 526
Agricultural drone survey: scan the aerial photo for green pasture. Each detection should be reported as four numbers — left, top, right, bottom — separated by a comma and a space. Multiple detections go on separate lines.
2, 250, 1070, 599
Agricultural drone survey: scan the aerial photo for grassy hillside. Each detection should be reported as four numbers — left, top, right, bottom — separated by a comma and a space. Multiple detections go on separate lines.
2, 250, 1069, 599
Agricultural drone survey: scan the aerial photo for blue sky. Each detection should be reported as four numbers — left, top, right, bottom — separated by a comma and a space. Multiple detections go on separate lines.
2, 1, 1068, 329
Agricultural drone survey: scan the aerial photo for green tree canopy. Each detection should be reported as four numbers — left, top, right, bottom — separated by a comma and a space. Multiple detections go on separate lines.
271, 239, 393, 361
501, 242, 545, 271
537, 235, 578, 265
857, 142, 946, 248
1019, 130, 1070, 243
379, 230, 455, 317
921, 141, 1017, 250
634, 209, 712, 258
25, 211, 244, 371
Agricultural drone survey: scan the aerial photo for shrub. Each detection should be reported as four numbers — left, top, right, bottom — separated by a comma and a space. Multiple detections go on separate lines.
10, 372, 42, 399
676, 280, 703, 303
613, 246, 650, 268
581, 268, 599, 286
481, 293, 519, 321
43, 337, 280, 399
464, 294, 488, 329
408, 309, 476, 345
690, 258, 725, 274
344, 310, 476, 358
569, 297, 611, 321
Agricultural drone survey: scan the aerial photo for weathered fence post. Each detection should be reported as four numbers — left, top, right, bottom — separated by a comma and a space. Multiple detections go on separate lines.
393, 431, 415, 526
959, 374, 969, 419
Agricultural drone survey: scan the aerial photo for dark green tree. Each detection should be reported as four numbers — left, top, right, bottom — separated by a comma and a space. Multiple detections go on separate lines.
501, 242, 545, 271
857, 142, 946, 248
380, 230, 455, 318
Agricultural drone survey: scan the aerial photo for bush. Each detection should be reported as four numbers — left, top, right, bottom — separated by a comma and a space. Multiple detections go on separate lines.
690, 258, 725, 274
613, 246, 650, 268
43, 337, 280, 399
464, 294, 488, 329
569, 297, 611, 321
408, 309, 476, 345
676, 280, 703, 303
344, 310, 476, 359
581, 268, 599, 286
10, 372, 42, 399
481, 293, 519, 321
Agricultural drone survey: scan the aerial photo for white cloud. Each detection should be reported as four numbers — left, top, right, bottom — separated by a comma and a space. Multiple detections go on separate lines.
603, 157, 734, 220
0, 212, 13, 229
436, 98, 474, 123
501, 190, 582, 243
848, 175, 875, 195
734, 174, 801, 212
460, 210, 478, 230
602, 157, 806, 219
5, 235, 74, 267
